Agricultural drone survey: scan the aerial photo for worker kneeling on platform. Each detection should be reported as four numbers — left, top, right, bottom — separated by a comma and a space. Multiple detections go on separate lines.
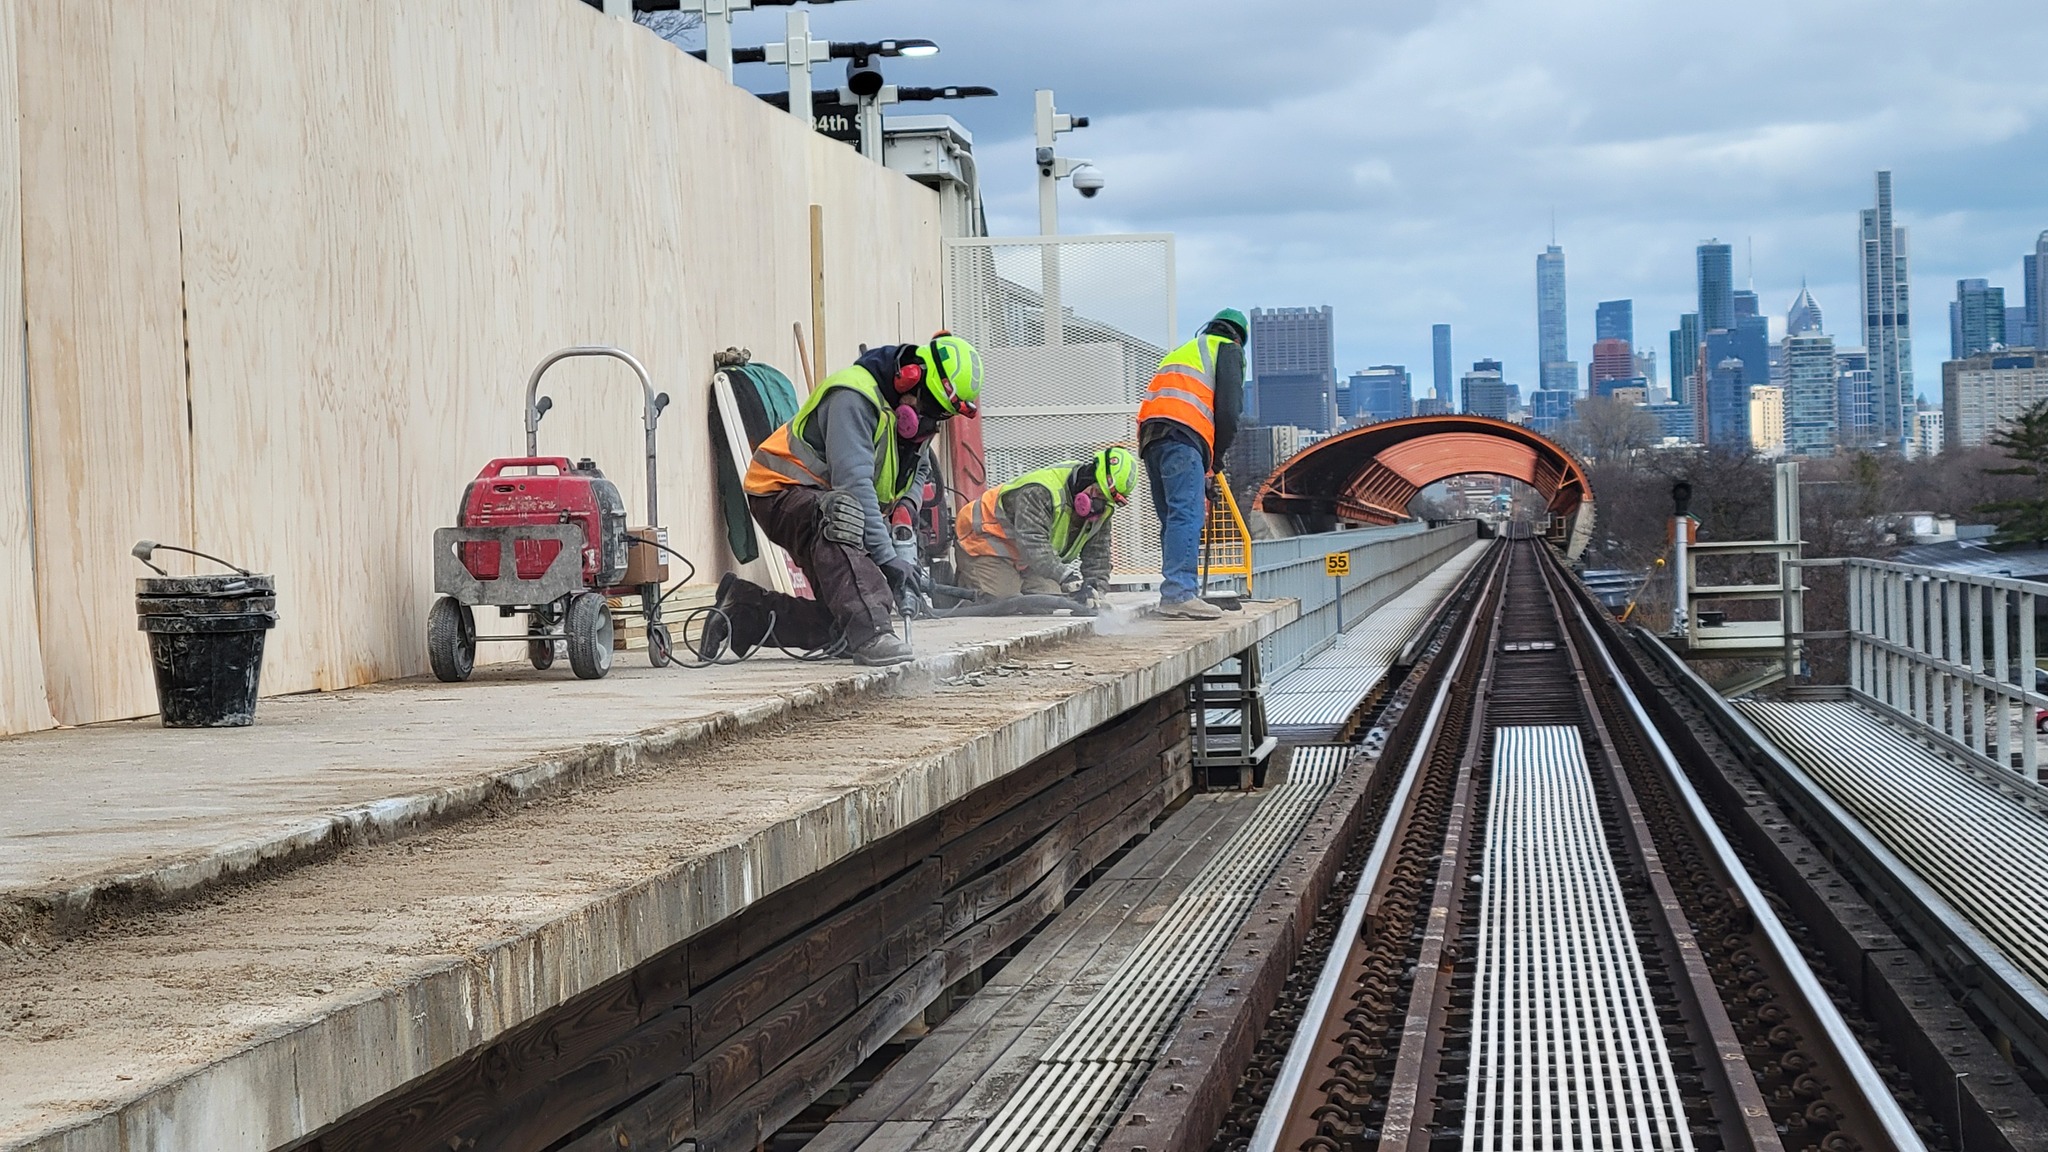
1139, 308, 1245, 620
706, 334, 980, 666
955, 446, 1135, 607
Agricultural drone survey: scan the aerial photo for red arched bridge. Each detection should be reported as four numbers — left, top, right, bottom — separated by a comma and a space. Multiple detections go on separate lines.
1254, 415, 1595, 557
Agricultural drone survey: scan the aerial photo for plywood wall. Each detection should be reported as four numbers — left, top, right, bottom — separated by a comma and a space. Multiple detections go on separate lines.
0, 0, 52, 737
3, 0, 942, 728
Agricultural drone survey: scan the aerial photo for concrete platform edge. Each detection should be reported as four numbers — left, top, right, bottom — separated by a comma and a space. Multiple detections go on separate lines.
13, 612, 1138, 933
12, 604, 1291, 1152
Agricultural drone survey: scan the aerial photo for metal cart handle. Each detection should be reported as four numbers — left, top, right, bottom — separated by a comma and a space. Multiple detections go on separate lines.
524, 345, 670, 527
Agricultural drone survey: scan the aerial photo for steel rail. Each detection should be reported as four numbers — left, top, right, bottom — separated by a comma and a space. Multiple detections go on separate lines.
1553, 561, 1929, 1152
1646, 635, 2048, 1081
1244, 541, 1508, 1152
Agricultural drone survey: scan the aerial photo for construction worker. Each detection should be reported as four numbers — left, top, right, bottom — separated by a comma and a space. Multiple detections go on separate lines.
955, 446, 1137, 606
703, 334, 980, 666
1138, 308, 1245, 619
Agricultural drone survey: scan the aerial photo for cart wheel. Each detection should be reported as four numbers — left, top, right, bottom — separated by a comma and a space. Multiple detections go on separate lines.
427, 596, 476, 683
565, 593, 614, 680
648, 623, 673, 668
528, 614, 557, 670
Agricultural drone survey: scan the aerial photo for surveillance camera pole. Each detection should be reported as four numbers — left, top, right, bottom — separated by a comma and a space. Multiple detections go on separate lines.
1033, 89, 1090, 236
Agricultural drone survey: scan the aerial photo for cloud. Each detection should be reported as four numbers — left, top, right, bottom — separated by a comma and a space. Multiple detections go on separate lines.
721, 0, 2048, 399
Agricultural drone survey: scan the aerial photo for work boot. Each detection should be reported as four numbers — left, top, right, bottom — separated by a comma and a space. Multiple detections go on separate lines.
850, 632, 915, 667
699, 573, 773, 659
696, 572, 742, 659
1156, 595, 1223, 620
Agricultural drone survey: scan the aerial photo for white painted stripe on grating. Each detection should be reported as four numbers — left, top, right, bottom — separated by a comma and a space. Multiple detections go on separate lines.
961, 746, 1350, 1152
1740, 699, 2048, 994
1464, 726, 1693, 1152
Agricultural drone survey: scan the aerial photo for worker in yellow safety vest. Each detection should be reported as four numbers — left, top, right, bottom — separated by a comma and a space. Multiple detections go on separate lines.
1137, 308, 1245, 619
702, 334, 980, 666
955, 446, 1137, 606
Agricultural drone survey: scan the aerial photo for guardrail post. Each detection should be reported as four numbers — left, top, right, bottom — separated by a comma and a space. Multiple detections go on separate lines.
1994, 587, 2011, 768
1944, 577, 1963, 746
2023, 589, 2038, 780
1968, 582, 1986, 758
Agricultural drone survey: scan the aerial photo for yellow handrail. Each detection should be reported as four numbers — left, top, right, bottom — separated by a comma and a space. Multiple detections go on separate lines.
1202, 474, 1254, 595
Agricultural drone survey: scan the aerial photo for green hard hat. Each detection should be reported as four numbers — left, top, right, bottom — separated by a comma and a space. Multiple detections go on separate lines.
1209, 308, 1249, 343
915, 333, 981, 416
1095, 445, 1138, 505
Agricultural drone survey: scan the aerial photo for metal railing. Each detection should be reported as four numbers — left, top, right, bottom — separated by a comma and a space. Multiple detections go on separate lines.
1795, 556, 2047, 779
1251, 521, 1480, 679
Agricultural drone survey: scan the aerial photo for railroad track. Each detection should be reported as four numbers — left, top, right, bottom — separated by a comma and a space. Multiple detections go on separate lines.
1235, 535, 1925, 1152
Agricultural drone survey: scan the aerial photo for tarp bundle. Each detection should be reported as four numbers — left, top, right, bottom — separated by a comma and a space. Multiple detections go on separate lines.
710, 362, 800, 563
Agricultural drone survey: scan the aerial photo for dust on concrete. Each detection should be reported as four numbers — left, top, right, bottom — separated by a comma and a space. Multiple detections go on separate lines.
0, 612, 1241, 1143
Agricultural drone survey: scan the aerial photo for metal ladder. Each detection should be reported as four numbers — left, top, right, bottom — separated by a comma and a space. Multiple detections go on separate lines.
1190, 646, 1278, 790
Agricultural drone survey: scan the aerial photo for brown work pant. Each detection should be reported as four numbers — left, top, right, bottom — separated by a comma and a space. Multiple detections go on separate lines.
744, 486, 896, 650
962, 553, 1063, 598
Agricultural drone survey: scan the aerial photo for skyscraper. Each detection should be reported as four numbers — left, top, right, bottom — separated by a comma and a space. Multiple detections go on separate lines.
1858, 171, 1913, 448
2029, 234, 2048, 345
1350, 366, 1413, 423
1537, 245, 1576, 393
1733, 288, 1760, 319
1787, 285, 1824, 336
1950, 279, 2007, 359
1836, 348, 1873, 444
1591, 339, 1634, 386
1431, 324, 1453, 400
1249, 306, 1337, 432
1595, 299, 1634, 344
1702, 319, 1768, 447
1462, 359, 1509, 420
1782, 331, 1837, 457
1943, 349, 2048, 448
1697, 242, 1735, 331
1670, 314, 1700, 406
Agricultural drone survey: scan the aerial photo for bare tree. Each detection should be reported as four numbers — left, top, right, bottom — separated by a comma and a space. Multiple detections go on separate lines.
637, 10, 705, 49
1556, 397, 1661, 467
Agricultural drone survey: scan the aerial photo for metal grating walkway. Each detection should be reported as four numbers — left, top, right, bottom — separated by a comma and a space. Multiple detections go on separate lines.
1741, 699, 2048, 993
1265, 541, 1489, 740
1464, 726, 1693, 1152
961, 746, 1350, 1152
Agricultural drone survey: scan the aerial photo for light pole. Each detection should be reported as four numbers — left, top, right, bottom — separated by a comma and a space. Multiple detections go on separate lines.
760, 11, 832, 128
839, 39, 939, 160
668, 0, 851, 83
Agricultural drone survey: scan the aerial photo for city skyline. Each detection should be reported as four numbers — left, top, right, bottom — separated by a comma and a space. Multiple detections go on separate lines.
817, 2, 2045, 411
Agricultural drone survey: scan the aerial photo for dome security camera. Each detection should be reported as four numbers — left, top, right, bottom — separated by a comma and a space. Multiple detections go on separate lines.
1071, 164, 1105, 198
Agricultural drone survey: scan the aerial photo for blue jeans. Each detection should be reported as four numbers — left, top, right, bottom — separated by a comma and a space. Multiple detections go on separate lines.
1143, 438, 1206, 602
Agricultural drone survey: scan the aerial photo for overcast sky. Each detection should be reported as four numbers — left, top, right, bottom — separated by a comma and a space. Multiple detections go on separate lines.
715, 0, 2048, 403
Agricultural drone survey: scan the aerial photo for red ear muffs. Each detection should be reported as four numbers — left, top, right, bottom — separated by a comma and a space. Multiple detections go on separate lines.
894, 362, 924, 394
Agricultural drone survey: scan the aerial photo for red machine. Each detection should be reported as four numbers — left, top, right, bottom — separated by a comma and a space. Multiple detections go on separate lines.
427, 346, 672, 682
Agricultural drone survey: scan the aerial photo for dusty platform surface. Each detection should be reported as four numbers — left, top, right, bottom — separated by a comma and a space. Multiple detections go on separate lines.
1, 605, 1154, 913
0, 600, 1288, 1152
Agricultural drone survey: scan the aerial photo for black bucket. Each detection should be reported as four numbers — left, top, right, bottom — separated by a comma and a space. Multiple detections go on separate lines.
136, 573, 278, 727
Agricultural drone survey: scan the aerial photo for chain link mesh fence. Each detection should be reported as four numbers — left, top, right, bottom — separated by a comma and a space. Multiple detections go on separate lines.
944, 234, 1176, 575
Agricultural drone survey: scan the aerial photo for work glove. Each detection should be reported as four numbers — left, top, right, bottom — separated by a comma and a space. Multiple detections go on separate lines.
1205, 474, 1222, 504
881, 555, 921, 597
1057, 561, 1084, 594
1075, 583, 1110, 608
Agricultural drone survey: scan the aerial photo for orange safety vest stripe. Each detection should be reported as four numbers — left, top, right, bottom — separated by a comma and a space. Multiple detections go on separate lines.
1137, 335, 1223, 453
955, 488, 1023, 562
